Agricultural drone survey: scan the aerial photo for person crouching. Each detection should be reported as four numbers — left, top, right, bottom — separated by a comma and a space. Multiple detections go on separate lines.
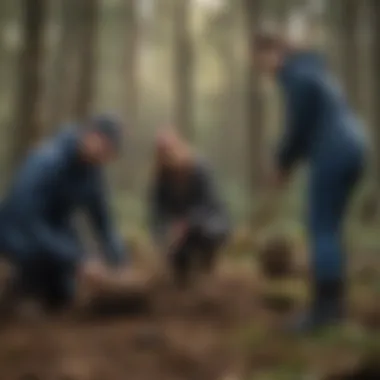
148, 128, 230, 287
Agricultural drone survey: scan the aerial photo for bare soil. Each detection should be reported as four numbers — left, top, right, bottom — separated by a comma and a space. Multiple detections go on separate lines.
0, 260, 378, 380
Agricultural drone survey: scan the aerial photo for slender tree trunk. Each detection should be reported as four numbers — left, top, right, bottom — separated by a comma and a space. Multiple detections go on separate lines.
73, 0, 99, 122
220, 1, 240, 177
46, 0, 81, 128
124, 0, 138, 131
244, 0, 265, 216
275, 1, 289, 34
12, 0, 47, 168
339, 0, 361, 111
0, 1, 10, 68
121, 0, 139, 190
326, 0, 341, 73
371, 0, 380, 188
0, 1, 10, 108
173, 0, 193, 140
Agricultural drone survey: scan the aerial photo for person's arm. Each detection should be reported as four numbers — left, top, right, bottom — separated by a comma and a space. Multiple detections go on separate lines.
148, 178, 170, 246
85, 171, 126, 267
277, 75, 320, 173
18, 156, 79, 267
188, 163, 228, 224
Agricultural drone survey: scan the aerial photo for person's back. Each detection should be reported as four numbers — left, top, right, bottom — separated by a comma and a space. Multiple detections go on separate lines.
278, 50, 368, 168
0, 128, 100, 261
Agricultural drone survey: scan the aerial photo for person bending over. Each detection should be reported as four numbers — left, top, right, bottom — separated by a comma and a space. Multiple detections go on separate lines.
0, 115, 127, 314
252, 32, 368, 332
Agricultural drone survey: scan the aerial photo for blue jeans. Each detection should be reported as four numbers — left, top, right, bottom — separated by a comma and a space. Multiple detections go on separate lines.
0, 221, 79, 311
11, 253, 77, 311
308, 143, 365, 284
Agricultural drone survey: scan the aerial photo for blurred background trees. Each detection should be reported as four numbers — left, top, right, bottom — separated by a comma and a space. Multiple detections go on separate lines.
12, 0, 47, 169
0, 0, 379, 238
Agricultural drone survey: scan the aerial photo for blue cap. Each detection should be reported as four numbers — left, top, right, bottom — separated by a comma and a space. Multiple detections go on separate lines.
90, 114, 123, 150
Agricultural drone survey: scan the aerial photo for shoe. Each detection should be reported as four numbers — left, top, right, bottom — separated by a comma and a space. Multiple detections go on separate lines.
285, 279, 345, 334
286, 307, 343, 334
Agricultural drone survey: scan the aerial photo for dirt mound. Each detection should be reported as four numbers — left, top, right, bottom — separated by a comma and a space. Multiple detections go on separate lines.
0, 269, 258, 380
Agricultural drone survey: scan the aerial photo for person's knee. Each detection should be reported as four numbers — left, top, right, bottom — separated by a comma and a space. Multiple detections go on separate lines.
205, 226, 229, 252
198, 229, 227, 273
192, 217, 229, 245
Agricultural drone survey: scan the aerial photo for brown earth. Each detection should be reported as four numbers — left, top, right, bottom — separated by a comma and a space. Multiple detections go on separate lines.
0, 260, 378, 380
0, 264, 261, 380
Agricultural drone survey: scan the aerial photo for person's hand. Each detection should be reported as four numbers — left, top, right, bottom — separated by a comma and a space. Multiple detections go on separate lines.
80, 260, 104, 287
168, 220, 188, 247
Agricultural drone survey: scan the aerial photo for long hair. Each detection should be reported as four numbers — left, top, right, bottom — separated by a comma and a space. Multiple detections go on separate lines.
153, 127, 194, 182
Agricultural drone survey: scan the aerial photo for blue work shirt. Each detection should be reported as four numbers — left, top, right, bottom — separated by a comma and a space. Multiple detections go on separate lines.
0, 128, 125, 268
276, 50, 368, 172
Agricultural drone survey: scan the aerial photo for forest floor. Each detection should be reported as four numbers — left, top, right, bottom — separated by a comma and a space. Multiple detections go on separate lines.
0, 252, 379, 380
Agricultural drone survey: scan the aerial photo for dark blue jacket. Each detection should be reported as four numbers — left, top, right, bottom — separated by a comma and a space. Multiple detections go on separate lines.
0, 128, 124, 267
149, 159, 229, 242
276, 50, 368, 172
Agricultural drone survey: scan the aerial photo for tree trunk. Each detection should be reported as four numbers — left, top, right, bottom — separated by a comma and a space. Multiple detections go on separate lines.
338, 0, 361, 111
326, 0, 341, 72
11, 0, 47, 169
46, 0, 81, 129
275, 1, 290, 34
124, 0, 138, 132
0, 0, 11, 69
173, 0, 193, 141
220, 1, 241, 178
121, 0, 139, 190
0, 0, 12, 112
371, 0, 380, 187
244, 0, 265, 211
73, 0, 99, 122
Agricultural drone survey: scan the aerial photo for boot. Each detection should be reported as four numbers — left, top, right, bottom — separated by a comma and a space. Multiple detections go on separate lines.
0, 277, 23, 326
286, 279, 345, 334
316, 279, 345, 324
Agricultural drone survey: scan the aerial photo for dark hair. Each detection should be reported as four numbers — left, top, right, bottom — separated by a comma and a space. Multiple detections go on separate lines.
252, 30, 287, 52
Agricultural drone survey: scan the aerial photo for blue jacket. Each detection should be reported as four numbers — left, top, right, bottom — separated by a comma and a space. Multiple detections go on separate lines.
0, 128, 125, 267
276, 50, 368, 172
